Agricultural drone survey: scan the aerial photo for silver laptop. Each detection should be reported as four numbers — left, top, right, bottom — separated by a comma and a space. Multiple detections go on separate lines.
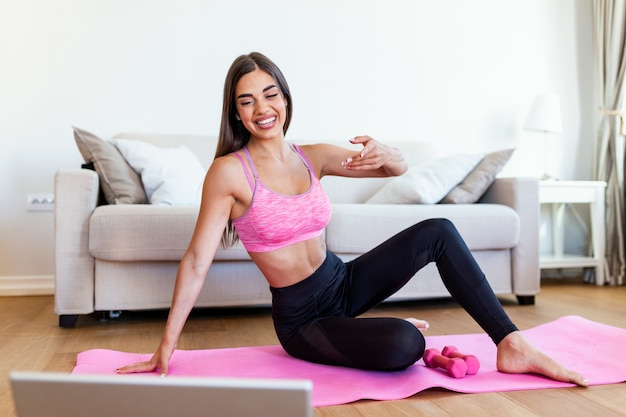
10, 371, 313, 417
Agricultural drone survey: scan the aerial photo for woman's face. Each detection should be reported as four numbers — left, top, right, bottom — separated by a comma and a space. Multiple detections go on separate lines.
234, 69, 288, 141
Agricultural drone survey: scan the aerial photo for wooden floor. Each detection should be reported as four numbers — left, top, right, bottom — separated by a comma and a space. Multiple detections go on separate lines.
2, 278, 625, 416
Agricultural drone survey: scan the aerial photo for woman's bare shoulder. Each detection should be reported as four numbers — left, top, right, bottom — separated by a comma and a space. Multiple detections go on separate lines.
208, 151, 244, 175
201, 152, 248, 192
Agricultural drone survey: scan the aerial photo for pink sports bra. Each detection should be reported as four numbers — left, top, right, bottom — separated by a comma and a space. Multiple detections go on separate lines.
232, 144, 332, 253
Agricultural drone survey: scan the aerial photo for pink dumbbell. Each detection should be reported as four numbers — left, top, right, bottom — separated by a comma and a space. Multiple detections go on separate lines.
441, 346, 481, 375
423, 348, 467, 378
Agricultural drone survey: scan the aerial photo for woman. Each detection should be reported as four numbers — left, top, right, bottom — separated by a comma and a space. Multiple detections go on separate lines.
118, 52, 587, 385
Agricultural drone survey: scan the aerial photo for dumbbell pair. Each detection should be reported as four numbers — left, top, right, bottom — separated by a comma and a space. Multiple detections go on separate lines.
423, 345, 480, 378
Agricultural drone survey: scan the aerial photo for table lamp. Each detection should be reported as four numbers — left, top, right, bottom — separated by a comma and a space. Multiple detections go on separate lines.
524, 93, 562, 180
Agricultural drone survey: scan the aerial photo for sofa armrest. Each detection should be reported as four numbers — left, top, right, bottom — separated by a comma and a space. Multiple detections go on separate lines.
479, 177, 540, 297
54, 169, 100, 318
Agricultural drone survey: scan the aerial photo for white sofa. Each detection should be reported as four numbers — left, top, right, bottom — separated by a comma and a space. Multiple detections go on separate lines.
54, 132, 539, 328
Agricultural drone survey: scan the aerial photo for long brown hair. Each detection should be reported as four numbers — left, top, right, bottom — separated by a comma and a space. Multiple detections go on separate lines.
216, 52, 293, 247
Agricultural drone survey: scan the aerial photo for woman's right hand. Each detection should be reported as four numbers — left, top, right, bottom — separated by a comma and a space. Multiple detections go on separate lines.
116, 341, 175, 377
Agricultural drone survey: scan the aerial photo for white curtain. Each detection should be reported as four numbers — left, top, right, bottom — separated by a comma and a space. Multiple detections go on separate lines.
593, 0, 626, 285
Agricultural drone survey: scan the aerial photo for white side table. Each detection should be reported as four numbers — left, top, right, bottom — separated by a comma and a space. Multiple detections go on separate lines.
539, 180, 607, 285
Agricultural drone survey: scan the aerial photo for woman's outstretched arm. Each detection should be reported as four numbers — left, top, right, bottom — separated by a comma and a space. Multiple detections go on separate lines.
116, 157, 239, 376
301, 135, 408, 179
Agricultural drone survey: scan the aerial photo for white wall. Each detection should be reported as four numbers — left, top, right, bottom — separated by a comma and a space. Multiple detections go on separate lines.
0, 0, 595, 288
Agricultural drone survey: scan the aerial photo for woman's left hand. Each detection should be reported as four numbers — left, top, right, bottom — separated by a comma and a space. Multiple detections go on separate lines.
342, 135, 407, 176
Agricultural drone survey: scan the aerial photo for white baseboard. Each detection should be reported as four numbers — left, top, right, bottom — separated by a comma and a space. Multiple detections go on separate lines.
0, 275, 55, 296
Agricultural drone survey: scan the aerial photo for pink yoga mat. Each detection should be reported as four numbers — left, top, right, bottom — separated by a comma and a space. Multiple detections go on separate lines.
73, 316, 626, 407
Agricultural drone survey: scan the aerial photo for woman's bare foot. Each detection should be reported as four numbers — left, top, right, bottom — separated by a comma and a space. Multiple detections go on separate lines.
496, 331, 588, 387
405, 317, 429, 333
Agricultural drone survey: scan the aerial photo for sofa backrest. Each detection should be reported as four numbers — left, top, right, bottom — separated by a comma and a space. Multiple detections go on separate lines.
112, 133, 437, 204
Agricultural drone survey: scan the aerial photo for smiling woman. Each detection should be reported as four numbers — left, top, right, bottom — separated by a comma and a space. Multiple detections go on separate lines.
115, 52, 587, 389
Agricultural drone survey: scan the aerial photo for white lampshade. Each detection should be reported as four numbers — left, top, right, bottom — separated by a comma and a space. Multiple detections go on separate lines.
524, 93, 562, 134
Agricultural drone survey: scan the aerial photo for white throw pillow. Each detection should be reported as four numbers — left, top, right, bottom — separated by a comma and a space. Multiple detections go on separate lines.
114, 139, 206, 205
365, 153, 484, 204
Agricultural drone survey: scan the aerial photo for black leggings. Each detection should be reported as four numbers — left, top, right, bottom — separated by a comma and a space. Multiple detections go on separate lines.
270, 218, 519, 371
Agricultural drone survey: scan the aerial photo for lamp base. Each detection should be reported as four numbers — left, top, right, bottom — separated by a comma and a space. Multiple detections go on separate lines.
541, 173, 558, 181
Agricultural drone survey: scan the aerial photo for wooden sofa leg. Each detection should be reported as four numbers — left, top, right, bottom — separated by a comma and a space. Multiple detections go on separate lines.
516, 295, 535, 305
59, 314, 79, 328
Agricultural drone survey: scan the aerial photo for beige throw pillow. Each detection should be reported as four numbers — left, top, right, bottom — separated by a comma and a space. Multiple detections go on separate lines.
365, 153, 483, 204
73, 127, 147, 204
440, 148, 515, 204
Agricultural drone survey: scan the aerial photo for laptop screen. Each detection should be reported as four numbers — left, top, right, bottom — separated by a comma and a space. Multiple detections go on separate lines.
10, 371, 313, 417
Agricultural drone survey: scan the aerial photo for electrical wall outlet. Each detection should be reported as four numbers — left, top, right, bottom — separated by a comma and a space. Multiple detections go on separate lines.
27, 194, 55, 212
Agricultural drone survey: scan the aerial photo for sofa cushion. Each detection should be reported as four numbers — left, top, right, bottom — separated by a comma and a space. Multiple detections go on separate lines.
440, 148, 515, 204
73, 127, 147, 205
326, 203, 519, 254
112, 132, 216, 170
114, 139, 206, 206
89, 205, 250, 261
365, 153, 483, 204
